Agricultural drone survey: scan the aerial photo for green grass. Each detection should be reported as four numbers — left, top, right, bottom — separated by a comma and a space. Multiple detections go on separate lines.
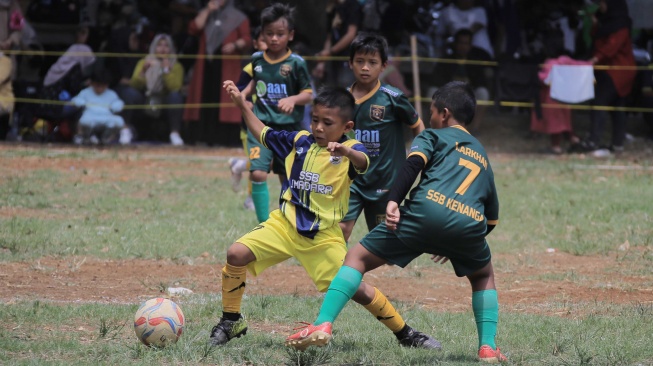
1, 146, 653, 365
1, 296, 652, 365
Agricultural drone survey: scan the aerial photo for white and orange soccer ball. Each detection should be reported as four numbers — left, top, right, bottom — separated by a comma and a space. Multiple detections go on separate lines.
133, 298, 185, 347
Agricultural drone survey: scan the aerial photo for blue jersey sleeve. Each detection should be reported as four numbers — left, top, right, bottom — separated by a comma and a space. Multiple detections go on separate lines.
261, 127, 299, 158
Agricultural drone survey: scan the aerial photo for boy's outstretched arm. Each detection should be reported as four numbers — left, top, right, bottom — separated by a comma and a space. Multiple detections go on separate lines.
224, 80, 265, 143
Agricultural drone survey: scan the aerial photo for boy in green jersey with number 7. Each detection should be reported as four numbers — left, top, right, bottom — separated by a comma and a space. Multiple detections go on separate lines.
287, 81, 507, 363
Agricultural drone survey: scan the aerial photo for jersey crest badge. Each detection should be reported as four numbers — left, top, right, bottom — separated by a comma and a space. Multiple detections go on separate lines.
329, 156, 342, 165
256, 81, 267, 97
296, 147, 304, 155
254, 65, 262, 73
370, 105, 385, 121
279, 63, 292, 77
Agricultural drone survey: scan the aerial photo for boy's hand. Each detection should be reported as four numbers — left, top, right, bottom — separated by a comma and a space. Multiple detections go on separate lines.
223, 80, 246, 109
430, 254, 450, 265
326, 142, 350, 157
277, 97, 295, 114
385, 201, 400, 230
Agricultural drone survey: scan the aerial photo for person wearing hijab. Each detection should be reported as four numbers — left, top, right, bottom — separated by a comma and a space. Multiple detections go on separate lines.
125, 33, 185, 145
581, 0, 636, 157
37, 26, 95, 121
182, 0, 251, 146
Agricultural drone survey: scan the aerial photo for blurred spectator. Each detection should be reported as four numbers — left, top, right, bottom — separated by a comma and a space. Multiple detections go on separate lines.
484, 0, 521, 58
71, 68, 125, 145
182, 0, 251, 146
37, 26, 95, 121
1, 0, 24, 79
429, 28, 492, 129
313, 0, 361, 87
439, 0, 494, 59
641, 65, 653, 139
530, 32, 585, 154
107, 25, 141, 92
123, 33, 185, 146
0, 50, 13, 139
169, 0, 201, 72
581, 0, 636, 157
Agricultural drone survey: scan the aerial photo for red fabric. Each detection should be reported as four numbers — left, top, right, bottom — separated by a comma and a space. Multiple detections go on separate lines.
183, 18, 251, 124
593, 27, 636, 98
531, 87, 572, 134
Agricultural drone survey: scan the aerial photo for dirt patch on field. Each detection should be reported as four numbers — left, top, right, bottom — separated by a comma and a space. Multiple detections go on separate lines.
1, 251, 651, 317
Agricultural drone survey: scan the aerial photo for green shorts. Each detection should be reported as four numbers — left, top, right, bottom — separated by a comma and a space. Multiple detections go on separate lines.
247, 122, 303, 175
343, 188, 389, 232
360, 222, 492, 277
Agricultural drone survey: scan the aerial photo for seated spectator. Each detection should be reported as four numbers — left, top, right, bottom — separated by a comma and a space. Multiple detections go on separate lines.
107, 25, 142, 92
123, 33, 185, 145
439, 0, 495, 59
71, 69, 125, 146
429, 28, 492, 129
38, 26, 95, 121
0, 0, 23, 79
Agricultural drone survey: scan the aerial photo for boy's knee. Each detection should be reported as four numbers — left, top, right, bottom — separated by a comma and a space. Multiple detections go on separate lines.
226, 243, 255, 266
250, 170, 267, 182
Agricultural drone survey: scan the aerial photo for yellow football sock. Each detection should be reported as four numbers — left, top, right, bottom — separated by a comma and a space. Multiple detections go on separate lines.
363, 287, 405, 333
221, 264, 247, 314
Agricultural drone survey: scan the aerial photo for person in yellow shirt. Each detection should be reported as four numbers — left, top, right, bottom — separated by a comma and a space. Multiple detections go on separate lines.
122, 33, 185, 145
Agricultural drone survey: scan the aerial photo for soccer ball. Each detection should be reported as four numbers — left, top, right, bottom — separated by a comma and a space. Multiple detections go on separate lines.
133, 298, 185, 347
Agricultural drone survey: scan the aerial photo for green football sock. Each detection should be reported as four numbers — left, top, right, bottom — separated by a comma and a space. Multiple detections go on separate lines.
314, 266, 363, 325
472, 289, 499, 349
251, 181, 269, 222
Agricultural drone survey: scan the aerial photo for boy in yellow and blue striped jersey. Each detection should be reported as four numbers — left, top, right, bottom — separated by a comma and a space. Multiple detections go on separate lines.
210, 81, 439, 350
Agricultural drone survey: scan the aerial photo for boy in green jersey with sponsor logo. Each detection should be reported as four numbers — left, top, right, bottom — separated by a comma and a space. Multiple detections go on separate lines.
339, 33, 425, 242
210, 81, 439, 351
243, 3, 314, 223
287, 81, 507, 363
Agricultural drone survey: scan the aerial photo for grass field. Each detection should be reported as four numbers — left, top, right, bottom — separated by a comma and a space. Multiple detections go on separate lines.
1, 127, 653, 365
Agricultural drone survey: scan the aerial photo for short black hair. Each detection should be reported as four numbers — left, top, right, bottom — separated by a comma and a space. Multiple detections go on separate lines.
313, 86, 355, 122
349, 32, 388, 63
252, 25, 262, 40
453, 28, 473, 42
90, 67, 112, 86
260, 3, 295, 31
431, 81, 476, 124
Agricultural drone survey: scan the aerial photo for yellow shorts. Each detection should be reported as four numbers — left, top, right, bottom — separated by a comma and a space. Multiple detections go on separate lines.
237, 209, 347, 292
